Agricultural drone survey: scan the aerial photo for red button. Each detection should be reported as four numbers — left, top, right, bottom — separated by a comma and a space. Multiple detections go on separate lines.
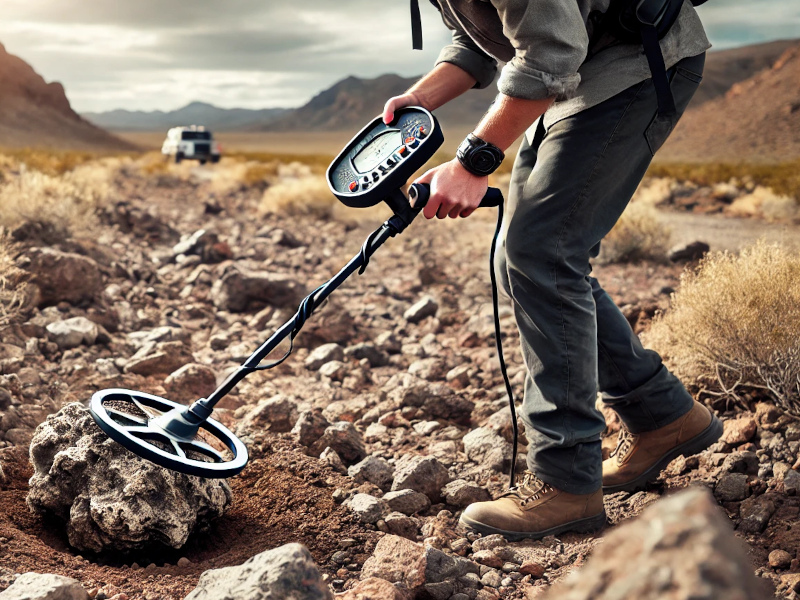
348, 181, 359, 192
398, 146, 407, 156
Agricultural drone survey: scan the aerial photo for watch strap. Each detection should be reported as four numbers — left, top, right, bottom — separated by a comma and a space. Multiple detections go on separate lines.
457, 133, 505, 177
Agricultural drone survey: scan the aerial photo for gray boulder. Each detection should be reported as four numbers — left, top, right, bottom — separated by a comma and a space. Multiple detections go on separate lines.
391, 455, 450, 502
0, 573, 89, 600
537, 488, 769, 600
21, 248, 102, 308
404, 296, 439, 323
27, 403, 232, 553
211, 265, 304, 312
348, 456, 395, 491
311, 422, 366, 465
46, 317, 99, 350
184, 543, 332, 600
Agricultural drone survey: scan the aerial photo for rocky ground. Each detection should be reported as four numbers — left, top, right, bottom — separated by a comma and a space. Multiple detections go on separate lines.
0, 158, 799, 599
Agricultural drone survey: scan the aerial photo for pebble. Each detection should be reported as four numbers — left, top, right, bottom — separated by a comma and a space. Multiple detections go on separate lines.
769, 549, 793, 569
177, 557, 191, 568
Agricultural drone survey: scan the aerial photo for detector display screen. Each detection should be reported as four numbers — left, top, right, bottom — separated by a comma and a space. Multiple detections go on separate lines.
352, 130, 402, 174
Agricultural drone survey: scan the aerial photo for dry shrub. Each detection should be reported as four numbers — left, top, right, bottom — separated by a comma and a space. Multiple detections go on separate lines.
598, 202, 671, 263
0, 162, 113, 239
0, 148, 117, 176
259, 175, 338, 219
645, 242, 800, 414
0, 229, 26, 323
727, 186, 799, 222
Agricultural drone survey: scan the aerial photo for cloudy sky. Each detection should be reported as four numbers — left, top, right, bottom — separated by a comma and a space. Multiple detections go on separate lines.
0, 0, 797, 114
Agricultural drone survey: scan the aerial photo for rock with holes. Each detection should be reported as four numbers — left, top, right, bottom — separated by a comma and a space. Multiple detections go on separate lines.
26, 403, 232, 552
184, 543, 332, 600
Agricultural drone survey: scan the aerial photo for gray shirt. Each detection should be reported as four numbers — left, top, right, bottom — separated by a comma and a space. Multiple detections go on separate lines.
433, 0, 711, 131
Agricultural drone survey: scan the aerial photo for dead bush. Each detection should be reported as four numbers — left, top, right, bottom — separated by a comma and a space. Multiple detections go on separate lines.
0, 162, 113, 240
645, 242, 800, 415
598, 202, 671, 263
0, 229, 26, 323
259, 175, 338, 219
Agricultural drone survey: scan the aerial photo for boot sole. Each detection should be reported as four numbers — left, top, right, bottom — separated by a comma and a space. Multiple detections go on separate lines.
602, 413, 723, 495
459, 510, 607, 542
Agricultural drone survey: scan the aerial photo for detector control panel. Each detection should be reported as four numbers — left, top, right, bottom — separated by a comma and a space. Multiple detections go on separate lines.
327, 107, 443, 208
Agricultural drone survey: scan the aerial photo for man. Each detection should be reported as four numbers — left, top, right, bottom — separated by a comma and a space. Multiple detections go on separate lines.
383, 0, 722, 539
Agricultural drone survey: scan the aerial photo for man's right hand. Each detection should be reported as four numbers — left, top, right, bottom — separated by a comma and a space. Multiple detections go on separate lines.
383, 92, 425, 125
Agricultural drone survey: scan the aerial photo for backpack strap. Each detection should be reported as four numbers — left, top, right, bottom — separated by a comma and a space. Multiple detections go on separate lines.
640, 24, 676, 117
411, 0, 423, 50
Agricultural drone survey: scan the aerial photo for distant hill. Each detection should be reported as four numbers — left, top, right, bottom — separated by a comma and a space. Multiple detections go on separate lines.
83, 101, 289, 132
0, 43, 134, 152
689, 39, 798, 107
661, 42, 800, 162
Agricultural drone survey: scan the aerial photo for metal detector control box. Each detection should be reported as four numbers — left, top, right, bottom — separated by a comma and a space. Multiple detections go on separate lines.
326, 106, 443, 208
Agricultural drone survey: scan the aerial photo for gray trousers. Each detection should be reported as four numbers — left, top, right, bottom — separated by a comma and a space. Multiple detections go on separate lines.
497, 52, 705, 495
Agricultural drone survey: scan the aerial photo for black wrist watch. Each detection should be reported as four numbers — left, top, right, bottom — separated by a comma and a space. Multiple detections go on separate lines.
456, 133, 505, 177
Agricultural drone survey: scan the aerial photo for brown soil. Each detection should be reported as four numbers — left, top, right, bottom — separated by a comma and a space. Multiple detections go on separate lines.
0, 439, 378, 599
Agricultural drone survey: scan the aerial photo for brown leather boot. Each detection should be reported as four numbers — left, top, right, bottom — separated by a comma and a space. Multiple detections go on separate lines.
459, 471, 606, 541
603, 401, 722, 494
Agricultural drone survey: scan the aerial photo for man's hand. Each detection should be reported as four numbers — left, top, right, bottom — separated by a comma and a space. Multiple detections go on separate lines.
383, 92, 424, 125
413, 159, 488, 220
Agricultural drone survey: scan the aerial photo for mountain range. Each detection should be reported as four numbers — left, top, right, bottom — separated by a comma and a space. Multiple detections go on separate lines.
82, 102, 288, 132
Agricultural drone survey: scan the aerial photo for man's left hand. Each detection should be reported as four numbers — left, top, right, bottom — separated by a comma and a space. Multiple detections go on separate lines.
412, 159, 488, 220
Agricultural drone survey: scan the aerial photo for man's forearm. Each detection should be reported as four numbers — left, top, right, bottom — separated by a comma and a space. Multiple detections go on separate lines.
409, 62, 478, 111
474, 94, 554, 152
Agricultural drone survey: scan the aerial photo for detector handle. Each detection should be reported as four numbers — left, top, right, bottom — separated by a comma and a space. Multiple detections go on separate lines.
408, 183, 504, 210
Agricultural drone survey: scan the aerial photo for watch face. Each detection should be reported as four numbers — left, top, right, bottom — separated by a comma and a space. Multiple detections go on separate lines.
473, 149, 499, 174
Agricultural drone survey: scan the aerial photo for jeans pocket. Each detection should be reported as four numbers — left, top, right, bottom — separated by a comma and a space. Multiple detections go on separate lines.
644, 112, 678, 156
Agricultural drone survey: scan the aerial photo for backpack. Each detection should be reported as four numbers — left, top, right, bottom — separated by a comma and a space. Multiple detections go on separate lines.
601, 0, 710, 117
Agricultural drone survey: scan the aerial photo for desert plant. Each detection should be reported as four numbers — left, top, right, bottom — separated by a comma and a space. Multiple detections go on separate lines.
259, 174, 339, 219
597, 202, 671, 263
0, 161, 113, 240
645, 242, 800, 415
0, 228, 26, 324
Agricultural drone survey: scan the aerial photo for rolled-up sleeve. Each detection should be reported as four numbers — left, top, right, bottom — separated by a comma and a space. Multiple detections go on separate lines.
494, 0, 589, 101
434, 13, 498, 89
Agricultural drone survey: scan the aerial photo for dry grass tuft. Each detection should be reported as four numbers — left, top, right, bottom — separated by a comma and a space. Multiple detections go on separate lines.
0, 161, 114, 240
645, 242, 800, 414
0, 229, 26, 324
259, 174, 339, 219
598, 202, 671, 264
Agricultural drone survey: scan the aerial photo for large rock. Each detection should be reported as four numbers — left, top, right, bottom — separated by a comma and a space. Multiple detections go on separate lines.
385, 374, 474, 424
124, 340, 194, 376
537, 488, 769, 600
21, 248, 102, 307
462, 427, 513, 471
391, 455, 450, 502
0, 572, 89, 600
237, 394, 300, 436
184, 543, 332, 600
27, 403, 232, 553
311, 422, 366, 465
361, 534, 479, 597
211, 265, 304, 312
164, 363, 218, 403
45, 317, 99, 350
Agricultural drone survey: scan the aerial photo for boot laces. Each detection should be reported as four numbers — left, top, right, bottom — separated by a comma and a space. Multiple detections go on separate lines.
611, 426, 637, 463
505, 471, 553, 507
